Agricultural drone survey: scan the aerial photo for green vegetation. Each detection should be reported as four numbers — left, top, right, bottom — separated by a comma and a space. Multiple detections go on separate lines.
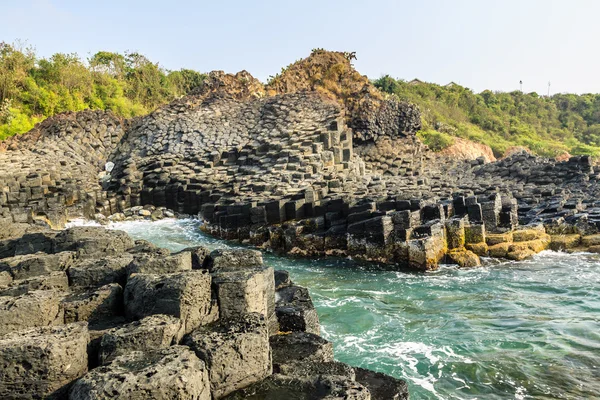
417, 129, 455, 151
374, 75, 600, 157
0, 42, 205, 140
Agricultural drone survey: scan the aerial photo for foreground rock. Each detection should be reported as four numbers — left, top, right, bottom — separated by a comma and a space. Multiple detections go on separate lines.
69, 346, 211, 400
0, 322, 89, 399
184, 313, 271, 398
0, 227, 406, 399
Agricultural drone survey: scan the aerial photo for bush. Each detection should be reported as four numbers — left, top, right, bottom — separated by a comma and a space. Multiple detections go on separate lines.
417, 129, 455, 151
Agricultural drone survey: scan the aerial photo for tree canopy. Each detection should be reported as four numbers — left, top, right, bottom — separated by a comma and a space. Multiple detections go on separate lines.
373, 76, 600, 157
0, 42, 205, 139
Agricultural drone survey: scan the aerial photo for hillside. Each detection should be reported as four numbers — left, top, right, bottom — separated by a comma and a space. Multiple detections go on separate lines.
0, 42, 205, 140
374, 76, 600, 157
2, 42, 600, 158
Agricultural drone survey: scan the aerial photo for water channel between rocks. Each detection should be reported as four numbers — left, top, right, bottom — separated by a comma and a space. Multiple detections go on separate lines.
77, 218, 600, 400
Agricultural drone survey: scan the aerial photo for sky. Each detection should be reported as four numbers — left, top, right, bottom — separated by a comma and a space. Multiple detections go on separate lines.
2, 0, 599, 94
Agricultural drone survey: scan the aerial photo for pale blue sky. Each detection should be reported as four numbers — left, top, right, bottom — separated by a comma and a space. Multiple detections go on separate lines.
2, 0, 598, 94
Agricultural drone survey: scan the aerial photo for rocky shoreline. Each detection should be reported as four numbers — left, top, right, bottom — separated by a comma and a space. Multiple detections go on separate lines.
0, 225, 408, 399
1, 49, 600, 398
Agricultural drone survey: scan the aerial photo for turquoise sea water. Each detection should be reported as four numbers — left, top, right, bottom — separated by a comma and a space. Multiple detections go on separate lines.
99, 218, 600, 400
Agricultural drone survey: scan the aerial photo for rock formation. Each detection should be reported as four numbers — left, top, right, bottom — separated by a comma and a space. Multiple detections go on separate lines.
0, 49, 599, 271
0, 226, 408, 399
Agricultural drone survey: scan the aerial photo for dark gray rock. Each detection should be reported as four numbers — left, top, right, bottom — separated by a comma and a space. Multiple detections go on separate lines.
354, 367, 409, 400
270, 332, 334, 369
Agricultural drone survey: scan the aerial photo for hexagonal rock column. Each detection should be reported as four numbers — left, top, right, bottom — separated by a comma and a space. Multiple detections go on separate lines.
270, 332, 334, 370
0, 322, 89, 399
222, 374, 371, 400
53, 227, 134, 257
126, 251, 192, 275
124, 271, 215, 334
62, 283, 123, 324
69, 346, 210, 400
0, 251, 75, 280
184, 313, 271, 399
275, 285, 320, 335
98, 314, 183, 365
355, 367, 409, 400
207, 249, 276, 333
0, 290, 64, 335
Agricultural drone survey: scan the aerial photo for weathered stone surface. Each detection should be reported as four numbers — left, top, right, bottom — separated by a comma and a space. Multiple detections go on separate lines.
550, 234, 581, 251
275, 285, 320, 334
354, 367, 409, 400
222, 374, 371, 400
63, 283, 123, 324
184, 313, 271, 399
98, 314, 183, 365
124, 271, 214, 333
68, 255, 133, 288
276, 360, 355, 380
205, 249, 264, 272
0, 322, 89, 399
69, 346, 211, 400
274, 269, 292, 290
54, 227, 134, 257
0, 271, 69, 297
179, 246, 211, 269
0, 251, 75, 280
270, 332, 334, 369
127, 251, 192, 275
212, 266, 274, 321
0, 290, 64, 335
446, 249, 481, 268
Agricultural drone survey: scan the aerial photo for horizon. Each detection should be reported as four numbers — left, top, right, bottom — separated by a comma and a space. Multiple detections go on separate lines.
2, 0, 600, 95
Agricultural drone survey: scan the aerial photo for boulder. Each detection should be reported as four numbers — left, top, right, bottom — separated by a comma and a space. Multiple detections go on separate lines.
69, 346, 211, 400
354, 367, 409, 400
63, 283, 123, 324
204, 248, 264, 272
550, 234, 581, 251
274, 269, 292, 290
124, 271, 215, 333
446, 249, 481, 268
67, 255, 133, 288
270, 332, 334, 369
0, 251, 75, 280
178, 246, 211, 269
0, 271, 69, 297
276, 360, 355, 380
275, 285, 320, 334
0, 322, 89, 399
126, 251, 192, 275
98, 314, 183, 365
222, 374, 371, 400
184, 313, 271, 399
13, 231, 57, 255
0, 290, 64, 335
212, 266, 275, 321
53, 227, 134, 257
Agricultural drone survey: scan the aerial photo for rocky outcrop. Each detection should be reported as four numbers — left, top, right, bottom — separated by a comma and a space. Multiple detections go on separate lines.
0, 226, 407, 399
266, 49, 421, 142
1, 49, 599, 271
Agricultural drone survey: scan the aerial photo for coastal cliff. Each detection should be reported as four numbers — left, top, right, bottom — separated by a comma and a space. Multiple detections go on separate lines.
1, 48, 600, 399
